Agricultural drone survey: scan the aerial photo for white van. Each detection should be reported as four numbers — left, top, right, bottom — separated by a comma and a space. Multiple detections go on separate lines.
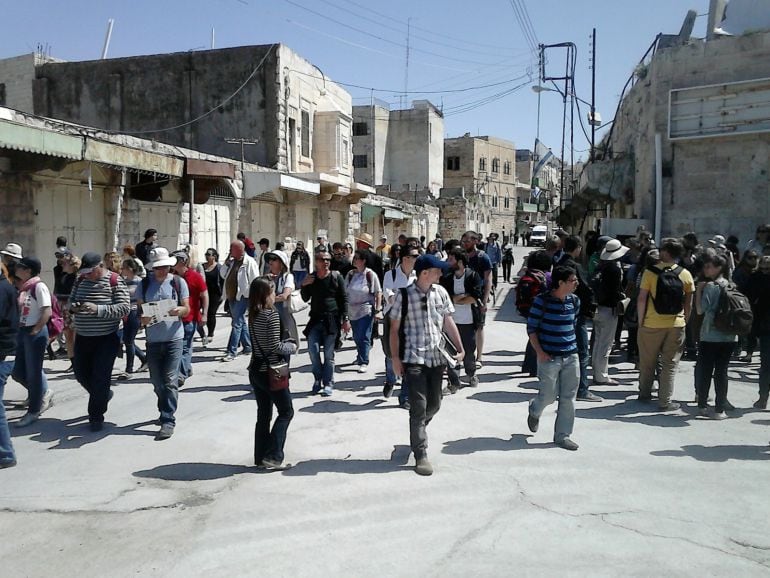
529, 225, 548, 247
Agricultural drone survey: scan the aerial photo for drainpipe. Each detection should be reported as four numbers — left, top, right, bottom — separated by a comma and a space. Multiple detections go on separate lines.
189, 179, 195, 245
654, 132, 663, 245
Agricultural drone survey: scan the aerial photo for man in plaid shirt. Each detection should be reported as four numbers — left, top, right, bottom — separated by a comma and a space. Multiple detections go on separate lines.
390, 254, 464, 476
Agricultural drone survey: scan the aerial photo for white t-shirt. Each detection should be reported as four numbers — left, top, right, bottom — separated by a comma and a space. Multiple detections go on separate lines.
452, 274, 473, 325
276, 272, 296, 295
20, 282, 52, 327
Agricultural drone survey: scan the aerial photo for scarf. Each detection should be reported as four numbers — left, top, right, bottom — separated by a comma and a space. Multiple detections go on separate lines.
19, 275, 41, 309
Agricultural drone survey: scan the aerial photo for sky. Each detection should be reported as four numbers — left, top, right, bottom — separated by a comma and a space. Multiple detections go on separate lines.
3, 0, 710, 162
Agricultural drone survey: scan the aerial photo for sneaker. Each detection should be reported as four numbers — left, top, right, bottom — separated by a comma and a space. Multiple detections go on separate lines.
357, 364, 367, 374
414, 456, 433, 476
312, 382, 322, 395
637, 394, 653, 402
0, 459, 17, 469
527, 413, 539, 433
713, 411, 728, 420
137, 361, 149, 373
577, 392, 603, 402
475, 360, 483, 370
40, 389, 54, 414
442, 384, 458, 395
753, 397, 768, 410
556, 437, 579, 451
201, 337, 209, 347
89, 421, 104, 432
260, 457, 290, 470
399, 399, 410, 410
221, 354, 236, 362
468, 375, 479, 388
15, 412, 39, 428
383, 383, 394, 398
116, 372, 130, 381
156, 424, 175, 440
698, 407, 710, 417
658, 402, 681, 412
321, 386, 333, 397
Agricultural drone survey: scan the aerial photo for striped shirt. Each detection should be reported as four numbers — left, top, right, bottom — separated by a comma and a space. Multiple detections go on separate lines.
526, 292, 580, 356
388, 283, 454, 367
248, 308, 295, 372
69, 272, 131, 336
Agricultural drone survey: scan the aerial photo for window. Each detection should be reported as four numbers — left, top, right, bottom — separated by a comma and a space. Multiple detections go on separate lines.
492, 158, 500, 173
352, 122, 368, 136
492, 195, 498, 208
446, 156, 460, 171
503, 161, 511, 175
301, 110, 310, 157
353, 154, 368, 168
504, 196, 510, 209
341, 138, 349, 168
479, 157, 487, 171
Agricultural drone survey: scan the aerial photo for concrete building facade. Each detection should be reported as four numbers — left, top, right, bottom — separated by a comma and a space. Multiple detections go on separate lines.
11, 44, 373, 247
577, 21, 770, 243
352, 100, 444, 197
441, 134, 517, 238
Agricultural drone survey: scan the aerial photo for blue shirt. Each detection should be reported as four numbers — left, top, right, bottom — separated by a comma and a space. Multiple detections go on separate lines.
136, 275, 189, 343
527, 292, 580, 356
700, 279, 737, 343
485, 242, 502, 266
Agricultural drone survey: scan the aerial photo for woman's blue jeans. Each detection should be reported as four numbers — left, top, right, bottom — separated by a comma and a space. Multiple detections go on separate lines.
12, 326, 49, 414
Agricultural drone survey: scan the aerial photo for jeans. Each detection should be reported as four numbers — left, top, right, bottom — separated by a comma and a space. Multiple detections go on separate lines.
122, 309, 146, 373
404, 364, 445, 457
147, 339, 183, 425
592, 306, 618, 383
74, 333, 120, 424
529, 353, 580, 442
351, 314, 373, 365
250, 369, 294, 465
758, 335, 770, 399
226, 297, 251, 356
179, 321, 196, 379
575, 316, 590, 396
502, 259, 513, 283
293, 271, 307, 287
307, 322, 337, 387
447, 324, 477, 387
638, 325, 685, 406
0, 359, 16, 464
12, 326, 49, 414
696, 341, 733, 411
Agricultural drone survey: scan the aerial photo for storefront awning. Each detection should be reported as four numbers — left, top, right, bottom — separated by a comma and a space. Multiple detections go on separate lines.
185, 158, 236, 179
243, 171, 320, 200
384, 208, 407, 220
0, 119, 82, 160
85, 139, 184, 177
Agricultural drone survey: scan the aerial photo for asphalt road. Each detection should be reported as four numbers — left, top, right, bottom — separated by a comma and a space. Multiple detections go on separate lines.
2, 252, 769, 577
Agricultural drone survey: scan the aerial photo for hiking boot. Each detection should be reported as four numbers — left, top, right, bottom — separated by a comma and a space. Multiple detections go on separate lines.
555, 437, 579, 451
40, 389, 54, 414
383, 383, 394, 398
468, 375, 479, 388
414, 456, 433, 476
527, 413, 539, 433
577, 392, 603, 402
15, 412, 39, 428
658, 402, 681, 412
156, 424, 174, 440
754, 396, 768, 410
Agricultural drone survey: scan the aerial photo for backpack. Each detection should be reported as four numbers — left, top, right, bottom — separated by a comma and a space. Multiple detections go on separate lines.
714, 283, 753, 336
647, 265, 685, 315
516, 270, 546, 316
28, 282, 64, 339
589, 267, 609, 305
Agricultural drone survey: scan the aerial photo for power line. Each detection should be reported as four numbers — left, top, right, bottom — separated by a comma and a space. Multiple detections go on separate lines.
284, 0, 504, 67
508, 0, 539, 54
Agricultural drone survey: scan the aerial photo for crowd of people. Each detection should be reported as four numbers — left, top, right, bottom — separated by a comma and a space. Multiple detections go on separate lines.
0, 223, 767, 476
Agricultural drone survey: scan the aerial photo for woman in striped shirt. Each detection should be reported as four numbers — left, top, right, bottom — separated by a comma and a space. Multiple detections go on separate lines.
248, 277, 297, 470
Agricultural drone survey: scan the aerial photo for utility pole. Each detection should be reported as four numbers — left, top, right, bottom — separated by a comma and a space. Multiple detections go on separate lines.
590, 28, 596, 162
225, 138, 259, 171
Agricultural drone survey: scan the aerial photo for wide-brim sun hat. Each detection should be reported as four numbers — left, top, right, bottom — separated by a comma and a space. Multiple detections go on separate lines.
356, 233, 374, 247
266, 250, 289, 270
149, 247, 177, 268
0, 242, 23, 260
600, 239, 630, 261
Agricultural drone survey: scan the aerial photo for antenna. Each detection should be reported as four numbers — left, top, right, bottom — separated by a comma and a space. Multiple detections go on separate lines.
101, 18, 115, 59
211, 27, 216, 49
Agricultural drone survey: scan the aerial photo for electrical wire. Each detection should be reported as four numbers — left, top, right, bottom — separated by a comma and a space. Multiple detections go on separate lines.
508, 0, 539, 54
102, 44, 277, 135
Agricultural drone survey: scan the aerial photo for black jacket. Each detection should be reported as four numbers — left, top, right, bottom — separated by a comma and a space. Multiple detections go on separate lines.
0, 274, 19, 357
558, 254, 596, 317
290, 249, 310, 272
593, 260, 624, 308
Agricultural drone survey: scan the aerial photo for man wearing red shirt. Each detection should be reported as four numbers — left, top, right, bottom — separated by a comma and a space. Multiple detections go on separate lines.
173, 251, 209, 386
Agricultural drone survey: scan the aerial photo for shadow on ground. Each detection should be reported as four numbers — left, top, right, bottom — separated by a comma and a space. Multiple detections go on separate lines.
651, 444, 770, 462
11, 416, 158, 449
134, 462, 253, 481
442, 434, 553, 454
282, 445, 412, 476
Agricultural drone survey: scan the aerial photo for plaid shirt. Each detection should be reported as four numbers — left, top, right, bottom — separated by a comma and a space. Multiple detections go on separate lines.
388, 282, 454, 367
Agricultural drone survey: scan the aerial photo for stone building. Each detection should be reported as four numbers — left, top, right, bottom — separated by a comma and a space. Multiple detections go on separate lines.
2, 44, 374, 248
442, 134, 517, 239
352, 99, 444, 197
576, 8, 770, 243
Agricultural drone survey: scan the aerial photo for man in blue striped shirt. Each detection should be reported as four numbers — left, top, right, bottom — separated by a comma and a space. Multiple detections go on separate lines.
526, 265, 582, 450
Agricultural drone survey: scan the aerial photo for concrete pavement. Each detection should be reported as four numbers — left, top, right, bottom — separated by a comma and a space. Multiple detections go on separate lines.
2, 258, 770, 576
